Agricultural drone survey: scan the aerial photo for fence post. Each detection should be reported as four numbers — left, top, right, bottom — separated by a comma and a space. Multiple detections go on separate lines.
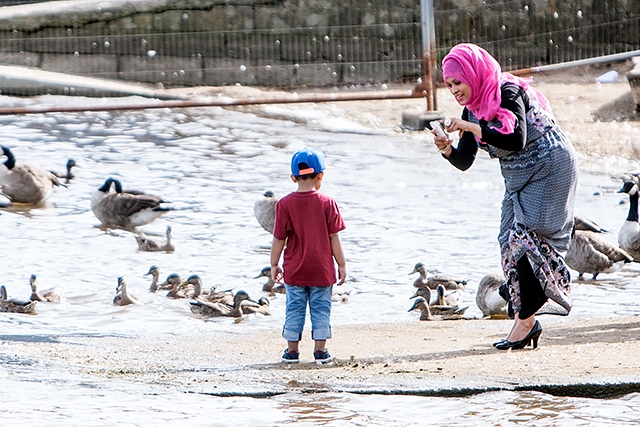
401, 0, 444, 130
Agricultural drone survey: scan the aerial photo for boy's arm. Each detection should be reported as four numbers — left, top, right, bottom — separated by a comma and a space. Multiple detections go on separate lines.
329, 233, 347, 286
270, 237, 286, 283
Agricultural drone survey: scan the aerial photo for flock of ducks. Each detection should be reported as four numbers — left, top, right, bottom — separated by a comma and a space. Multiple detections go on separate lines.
0, 147, 280, 318
4, 144, 640, 320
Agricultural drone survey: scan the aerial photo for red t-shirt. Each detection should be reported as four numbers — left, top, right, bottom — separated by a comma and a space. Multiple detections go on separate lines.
273, 190, 345, 287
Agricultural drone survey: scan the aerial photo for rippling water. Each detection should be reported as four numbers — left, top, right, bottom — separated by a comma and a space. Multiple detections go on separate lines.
1, 94, 639, 423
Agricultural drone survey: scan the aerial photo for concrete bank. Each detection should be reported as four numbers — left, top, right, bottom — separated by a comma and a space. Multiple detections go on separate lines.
3, 316, 640, 398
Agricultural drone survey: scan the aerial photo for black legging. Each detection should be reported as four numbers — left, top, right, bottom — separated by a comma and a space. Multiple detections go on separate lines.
516, 255, 548, 319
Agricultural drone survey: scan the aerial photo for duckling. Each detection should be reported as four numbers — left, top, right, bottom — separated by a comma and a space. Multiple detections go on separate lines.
144, 265, 161, 292
241, 296, 272, 315
91, 177, 172, 229
113, 277, 142, 306
254, 190, 278, 234
0, 285, 37, 314
475, 273, 508, 318
254, 266, 285, 294
50, 158, 77, 182
617, 180, 640, 262
0, 145, 61, 204
408, 296, 468, 321
135, 226, 175, 252
28, 274, 63, 302
190, 290, 253, 318
409, 262, 466, 291
566, 227, 634, 279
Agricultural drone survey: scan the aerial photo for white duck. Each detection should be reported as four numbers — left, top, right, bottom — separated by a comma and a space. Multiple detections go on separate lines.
0, 145, 61, 204
617, 181, 640, 262
91, 177, 172, 229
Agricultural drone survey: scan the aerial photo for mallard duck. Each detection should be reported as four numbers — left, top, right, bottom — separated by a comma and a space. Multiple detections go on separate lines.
190, 290, 253, 318
475, 272, 508, 318
144, 265, 161, 292
28, 274, 63, 302
113, 277, 142, 306
135, 226, 175, 252
254, 190, 278, 234
0, 285, 37, 314
0, 145, 61, 204
241, 296, 272, 315
50, 158, 77, 181
617, 180, 640, 262
408, 296, 467, 321
91, 177, 172, 229
160, 273, 188, 299
409, 262, 467, 291
254, 266, 285, 294
566, 228, 634, 279
411, 284, 467, 316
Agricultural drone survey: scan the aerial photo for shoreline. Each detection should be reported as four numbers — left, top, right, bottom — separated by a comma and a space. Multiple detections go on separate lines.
4, 315, 640, 397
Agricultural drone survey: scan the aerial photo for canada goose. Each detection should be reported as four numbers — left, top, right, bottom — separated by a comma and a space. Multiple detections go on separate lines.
144, 265, 161, 292
28, 274, 63, 302
50, 158, 78, 181
113, 277, 143, 306
254, 190, 278, 234
617, 180, 640, 262
91, 177, 172, 229
0, 186, 11, 207
190, 290, 253, 318
574, 213, 607, 233
254, 266, 285, 294
475, 273, 508, 318
566, 228, 634, 279
407, 296, 467, 321
135, 226, 175, 252
241, 296, 272, 315
0, 145, 61, 204
0, 285, 37, 314
409, 262, 467, 291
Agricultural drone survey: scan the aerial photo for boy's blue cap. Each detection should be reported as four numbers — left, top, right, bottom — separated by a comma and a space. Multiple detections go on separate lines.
291, 147, 326, 176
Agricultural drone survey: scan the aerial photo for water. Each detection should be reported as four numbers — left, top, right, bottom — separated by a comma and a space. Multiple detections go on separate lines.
1, 93, 639, 424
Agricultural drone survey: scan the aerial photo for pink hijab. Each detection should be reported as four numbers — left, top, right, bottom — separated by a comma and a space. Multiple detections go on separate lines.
442, 43, 551, 135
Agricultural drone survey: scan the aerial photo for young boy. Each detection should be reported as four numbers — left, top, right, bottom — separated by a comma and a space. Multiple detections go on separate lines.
270, 147, 347, 365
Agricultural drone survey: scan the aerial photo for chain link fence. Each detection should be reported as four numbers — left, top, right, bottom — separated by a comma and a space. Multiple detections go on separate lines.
0, 0, 637, 91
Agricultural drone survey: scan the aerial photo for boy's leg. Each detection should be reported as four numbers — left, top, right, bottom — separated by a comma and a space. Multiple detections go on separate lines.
308, 285, 333, 346
282, 284, 309, 346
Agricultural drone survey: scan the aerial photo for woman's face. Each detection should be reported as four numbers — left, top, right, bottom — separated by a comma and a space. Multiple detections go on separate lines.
445, 77, 471, 106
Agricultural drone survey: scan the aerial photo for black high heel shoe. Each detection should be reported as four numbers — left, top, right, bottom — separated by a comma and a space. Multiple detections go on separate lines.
495, 320, 542, 350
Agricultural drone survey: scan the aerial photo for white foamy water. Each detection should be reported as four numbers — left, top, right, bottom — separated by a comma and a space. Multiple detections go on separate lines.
1, 94, 639, 423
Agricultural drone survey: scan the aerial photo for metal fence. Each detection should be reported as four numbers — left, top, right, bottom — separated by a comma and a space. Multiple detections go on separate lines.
0, 0, 637, 92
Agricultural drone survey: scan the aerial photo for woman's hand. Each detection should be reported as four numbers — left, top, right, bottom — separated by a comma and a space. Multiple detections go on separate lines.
431, 121, 453, 156
446, 118, 482, 139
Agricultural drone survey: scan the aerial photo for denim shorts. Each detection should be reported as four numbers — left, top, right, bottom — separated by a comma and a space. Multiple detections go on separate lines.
282, 283, 333, 341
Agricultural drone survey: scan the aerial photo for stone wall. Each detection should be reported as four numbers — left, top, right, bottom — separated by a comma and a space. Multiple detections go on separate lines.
0, 0, 635, 88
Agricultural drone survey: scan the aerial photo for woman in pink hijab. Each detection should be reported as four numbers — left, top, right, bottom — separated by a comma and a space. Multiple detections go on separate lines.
433, 43, 578, 351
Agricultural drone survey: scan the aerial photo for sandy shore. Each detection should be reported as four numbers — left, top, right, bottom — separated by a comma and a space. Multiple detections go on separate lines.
5, 315, 640, 397
3, 61, 640, 397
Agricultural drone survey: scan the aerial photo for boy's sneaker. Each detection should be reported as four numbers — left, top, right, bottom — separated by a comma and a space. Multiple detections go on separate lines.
313, 349, 333, 365
281, 349, 299, 364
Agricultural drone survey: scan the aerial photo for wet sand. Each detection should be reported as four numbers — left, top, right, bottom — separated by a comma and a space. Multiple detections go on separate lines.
5, 315, 640, 397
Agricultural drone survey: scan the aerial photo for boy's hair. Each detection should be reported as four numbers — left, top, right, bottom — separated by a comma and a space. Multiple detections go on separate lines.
294, 162, 319, 180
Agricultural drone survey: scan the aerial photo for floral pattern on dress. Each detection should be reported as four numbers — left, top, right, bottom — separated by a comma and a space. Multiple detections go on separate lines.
501, 223, 573, 316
